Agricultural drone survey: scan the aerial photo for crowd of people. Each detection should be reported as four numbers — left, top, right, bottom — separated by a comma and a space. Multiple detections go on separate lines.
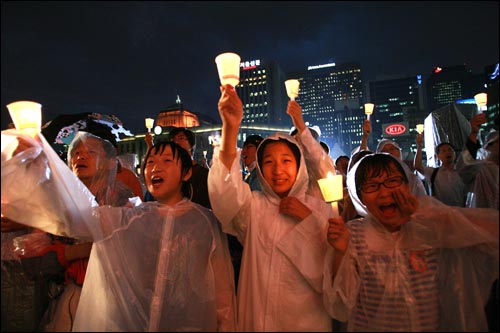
1, 83, 498, 332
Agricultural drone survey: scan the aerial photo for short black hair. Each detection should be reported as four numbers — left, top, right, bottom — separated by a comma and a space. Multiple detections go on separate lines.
354, 153, 408, 199
435, 142, 455, 154
142, 140, 193, 198
167, 127, 196, 147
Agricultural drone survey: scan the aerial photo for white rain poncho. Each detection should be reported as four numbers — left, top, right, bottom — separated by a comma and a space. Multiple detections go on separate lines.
323, 153, 499, 332
456, 144, 499, 210
208, 132, 335, 331
1, 130, 237, 332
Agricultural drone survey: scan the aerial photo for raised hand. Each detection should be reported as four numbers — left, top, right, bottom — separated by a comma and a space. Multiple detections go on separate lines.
218, 84, 243, 129
286, 101, 306, 133
393, 188, 419, 218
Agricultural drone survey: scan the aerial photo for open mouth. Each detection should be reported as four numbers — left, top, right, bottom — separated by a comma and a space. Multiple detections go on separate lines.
151, 176, 164, 186
379, 203, 398, 216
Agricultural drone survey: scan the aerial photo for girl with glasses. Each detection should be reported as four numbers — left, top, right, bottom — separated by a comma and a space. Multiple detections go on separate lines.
324, 153, 498, 331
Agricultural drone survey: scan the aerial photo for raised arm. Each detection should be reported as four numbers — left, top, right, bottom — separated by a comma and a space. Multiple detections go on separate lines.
360, 119, 371, 151
287, 100, 307, 134
218, 85, 243, 171
414, 132, 425, 174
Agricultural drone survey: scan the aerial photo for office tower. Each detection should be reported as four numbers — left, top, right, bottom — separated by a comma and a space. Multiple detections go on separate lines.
289, 62, 365, 156
236, 59, 290, 128
367, 75, 426, 157
426, 64, 484, 111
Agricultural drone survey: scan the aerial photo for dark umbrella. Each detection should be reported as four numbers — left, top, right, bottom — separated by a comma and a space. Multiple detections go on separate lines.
41, 112, 134, 147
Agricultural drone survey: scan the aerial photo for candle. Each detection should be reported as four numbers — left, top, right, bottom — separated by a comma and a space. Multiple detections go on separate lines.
284, 79, 300, 101
317, 172, 344, 217
474, 93, 487, 113
6, 101, 42, 137
364, 103, 374, 121
416, 124, 424, 134
145, 118, 154, 132
215, 52, 241, 87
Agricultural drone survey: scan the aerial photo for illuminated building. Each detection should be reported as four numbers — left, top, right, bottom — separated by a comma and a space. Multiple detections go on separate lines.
426, 64, 483, 111
289, 62, 365, 156
236, 59, 290, 128
366, 75, 427, 158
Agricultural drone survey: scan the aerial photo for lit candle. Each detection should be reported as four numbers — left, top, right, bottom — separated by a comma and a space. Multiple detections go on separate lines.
284, 79, 300, 101
474, 93, 487, 113
364, 103, 374, 121
215, 52, 241, 87
416, 124, 424, 134
317, 172, 344, 217
145, 118, 154, 132
6, 101, 42, 137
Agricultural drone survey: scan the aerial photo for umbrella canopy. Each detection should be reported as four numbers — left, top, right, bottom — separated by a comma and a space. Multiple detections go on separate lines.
41, 112, 134, 146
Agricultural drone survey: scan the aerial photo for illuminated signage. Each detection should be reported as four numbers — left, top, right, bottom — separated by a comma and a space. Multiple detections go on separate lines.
307, 62, 336, 70
240, 60, 261, 70
433, 67, 443, 74
384, 123, 407, 136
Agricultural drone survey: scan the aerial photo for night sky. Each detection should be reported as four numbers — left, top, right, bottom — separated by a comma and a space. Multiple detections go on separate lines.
2, 1, 499, 134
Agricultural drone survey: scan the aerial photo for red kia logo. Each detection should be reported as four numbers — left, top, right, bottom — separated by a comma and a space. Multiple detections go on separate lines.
385, 124, 406, 135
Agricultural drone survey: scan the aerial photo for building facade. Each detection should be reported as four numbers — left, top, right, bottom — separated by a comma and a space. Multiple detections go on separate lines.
288, 62, 365, 157
366, 74, 427, 158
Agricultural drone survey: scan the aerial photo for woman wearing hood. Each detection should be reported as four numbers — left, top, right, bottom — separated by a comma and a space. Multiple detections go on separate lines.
208, 85, 336, 331
325, 152, 498, 331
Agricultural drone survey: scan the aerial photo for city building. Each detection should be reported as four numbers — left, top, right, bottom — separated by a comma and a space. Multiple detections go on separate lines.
426, 64, 484, 111
366, 74, 427, 159
236, 59, 290, 128
289, 62, 365, 157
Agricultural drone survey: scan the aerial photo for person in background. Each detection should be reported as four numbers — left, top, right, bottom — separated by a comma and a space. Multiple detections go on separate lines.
241, 134, 263, 191
1, 133, 237, 331
168, 127, 211, 208
287, 100, 337, 200
414, 137, 467, 207
325, 153, 498, 332
2, 215, 49, 332
456, 112, 499, 332
209, 84, 337, 331
40, 132, 133, 331
335, 155, 349, 179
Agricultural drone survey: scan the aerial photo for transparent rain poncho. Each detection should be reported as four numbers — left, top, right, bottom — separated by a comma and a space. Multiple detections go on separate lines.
209, 132, 335, 331
322, 153, 499, 332
1, 130, 237, 332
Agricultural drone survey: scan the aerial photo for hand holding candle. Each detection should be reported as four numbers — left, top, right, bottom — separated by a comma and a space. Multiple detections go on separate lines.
317, 172, 344, 217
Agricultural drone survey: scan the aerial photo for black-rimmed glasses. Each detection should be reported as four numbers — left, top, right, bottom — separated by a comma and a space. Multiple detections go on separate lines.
360, 176, 404, 193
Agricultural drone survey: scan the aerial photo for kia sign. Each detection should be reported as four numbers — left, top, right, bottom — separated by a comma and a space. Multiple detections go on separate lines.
382, 122, 409, 137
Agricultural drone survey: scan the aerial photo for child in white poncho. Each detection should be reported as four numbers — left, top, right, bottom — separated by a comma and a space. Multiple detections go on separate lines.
325, 153, 498, 332
1, 132, 237, 332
